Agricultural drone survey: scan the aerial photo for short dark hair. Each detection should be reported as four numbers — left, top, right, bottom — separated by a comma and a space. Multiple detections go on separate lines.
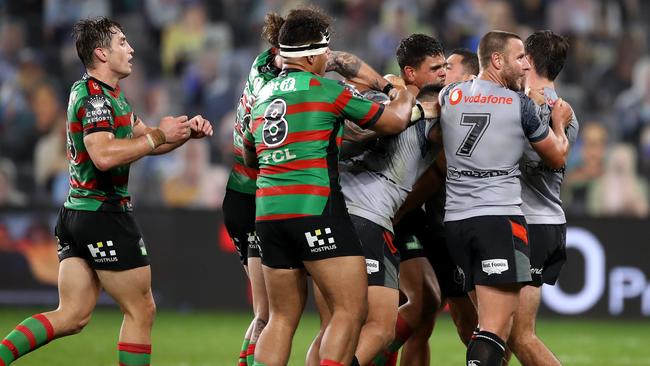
525, 30, 569, 81
450, 48, 479, 76
477, 31, 521, 70
72, 17, 123, 69
262, 12, 285, 48
396, 34, 444, 70
278, 7, 331, 47
417, 84, 442, 101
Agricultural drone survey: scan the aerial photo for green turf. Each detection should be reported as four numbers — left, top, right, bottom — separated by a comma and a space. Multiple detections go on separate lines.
1, 308, 649, 365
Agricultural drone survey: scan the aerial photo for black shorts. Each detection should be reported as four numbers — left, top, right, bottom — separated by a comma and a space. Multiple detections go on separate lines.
256, 215, 364, 269
223, 189, 261, 265
350, 215, 400, 289
424, 228, 466, 298
528, 224, 567, 286
445, 215, 531, 292
54, 207, 149, 271
393, 208, 427, 262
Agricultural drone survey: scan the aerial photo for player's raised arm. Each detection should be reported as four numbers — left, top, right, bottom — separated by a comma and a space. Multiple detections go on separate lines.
326, 50, 392, 92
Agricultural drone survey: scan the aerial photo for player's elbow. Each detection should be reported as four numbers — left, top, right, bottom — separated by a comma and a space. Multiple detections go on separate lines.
545, 155, 566, 170
92, 156, 115, 172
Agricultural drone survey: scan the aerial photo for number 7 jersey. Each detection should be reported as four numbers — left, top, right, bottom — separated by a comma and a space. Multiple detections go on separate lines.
244, 70, 384, 221
439, 79, 549, 221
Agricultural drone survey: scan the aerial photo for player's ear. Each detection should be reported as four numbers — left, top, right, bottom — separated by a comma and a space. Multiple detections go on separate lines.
94, 47, 108, 63
491, 52, 502, 70
403, 66, 415, 83
306, 55, 315, 65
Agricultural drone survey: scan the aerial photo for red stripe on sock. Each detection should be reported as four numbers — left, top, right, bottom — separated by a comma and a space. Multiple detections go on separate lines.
15, 325, 36, 349
246, 343, 256, 357
387, 351, 398, 366
118, 342, 152, 354
32, 314, 54, 341
320, 360, 344, 366
1, 339, 18, 359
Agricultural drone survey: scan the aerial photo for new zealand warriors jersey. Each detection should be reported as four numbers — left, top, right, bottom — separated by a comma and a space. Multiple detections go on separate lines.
244, 70, 384, 221
227, 48, 280, 194
439, 79, 549, 221
520, 87, 579, 224
64, 74, 136, 212
341, 98, 436, 233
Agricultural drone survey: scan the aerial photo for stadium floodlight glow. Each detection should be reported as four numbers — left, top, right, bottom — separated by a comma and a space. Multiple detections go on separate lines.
542, 227, 605, 314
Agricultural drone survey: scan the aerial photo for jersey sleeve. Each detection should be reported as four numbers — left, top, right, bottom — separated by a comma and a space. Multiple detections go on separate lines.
335, 86, 385, 130
518, 92, 549, 143
80, 94, 115, 136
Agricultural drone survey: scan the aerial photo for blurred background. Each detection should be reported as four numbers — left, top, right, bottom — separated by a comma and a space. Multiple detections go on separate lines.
0, 0, 649, 327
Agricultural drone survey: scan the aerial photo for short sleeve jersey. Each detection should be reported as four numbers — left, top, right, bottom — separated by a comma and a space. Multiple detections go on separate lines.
64, 74, 136, 212
244, 69, 384, 221
226, 48, 280, 195
439, 79, 549, 221
520, 87, 579, 224
340, 117, 436, 233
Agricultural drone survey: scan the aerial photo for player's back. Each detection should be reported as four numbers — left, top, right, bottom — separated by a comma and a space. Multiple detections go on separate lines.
520, 87, 579, 224
246, 70, 382, 221
440, 79, 547, 221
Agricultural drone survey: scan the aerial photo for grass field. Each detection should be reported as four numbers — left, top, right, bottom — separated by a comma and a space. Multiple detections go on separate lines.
1, 308, 649, 365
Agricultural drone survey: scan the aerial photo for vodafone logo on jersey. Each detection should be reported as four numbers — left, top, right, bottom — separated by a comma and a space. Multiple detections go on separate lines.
449, 89, 514, 105
449, 88, 463, 105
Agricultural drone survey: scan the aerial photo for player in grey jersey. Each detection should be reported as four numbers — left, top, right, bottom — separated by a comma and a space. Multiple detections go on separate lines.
507, 30, 578, 366
437, 30, 573, 366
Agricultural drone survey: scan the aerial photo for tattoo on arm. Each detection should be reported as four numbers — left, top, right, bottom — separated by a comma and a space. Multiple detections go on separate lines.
326, 51, 362, 78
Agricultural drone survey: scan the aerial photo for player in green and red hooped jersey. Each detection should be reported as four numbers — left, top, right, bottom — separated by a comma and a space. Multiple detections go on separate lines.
242, 7, 416, 366
225, 12, 401, 366
0, 17, 213, 366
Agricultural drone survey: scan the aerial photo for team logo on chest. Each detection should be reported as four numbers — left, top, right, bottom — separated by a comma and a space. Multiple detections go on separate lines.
262, 99, 289, 147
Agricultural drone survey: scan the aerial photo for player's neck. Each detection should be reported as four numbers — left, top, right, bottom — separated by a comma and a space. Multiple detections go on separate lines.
86, 68, 119, 89
526, 72, 554, 91
477, 69, 508, 88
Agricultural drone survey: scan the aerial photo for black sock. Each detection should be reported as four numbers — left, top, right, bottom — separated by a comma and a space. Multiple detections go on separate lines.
466, 330, 506, 366
351, 356, 360, 366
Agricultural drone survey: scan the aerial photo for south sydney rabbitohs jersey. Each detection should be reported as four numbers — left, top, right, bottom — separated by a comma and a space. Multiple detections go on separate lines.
520, 87, 579, 224
439, 79, 550, 221
244, 70, 384, 221
226, 48, 279, 195
64, 74, 136, 212
340, 93, 437, 233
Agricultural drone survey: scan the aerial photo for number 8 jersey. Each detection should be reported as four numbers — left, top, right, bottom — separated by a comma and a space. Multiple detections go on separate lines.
244, 69, 384, 222
439, 79, 549, 222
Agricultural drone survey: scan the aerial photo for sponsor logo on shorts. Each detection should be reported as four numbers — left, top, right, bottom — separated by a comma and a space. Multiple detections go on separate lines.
87, 240, 118, 263
454, 265, 465, 285
481, 259, 509, 275
366, 259, 380, 274
246, 231, 260, 251
531, 267, 543, 275
468, 360, 481, 366
305, 228, 337, 253
56, 236, 70, 254
138, 238, 147, 256
405, 236, 423, 251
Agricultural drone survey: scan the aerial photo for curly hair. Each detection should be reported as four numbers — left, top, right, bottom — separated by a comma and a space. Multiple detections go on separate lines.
278, 6, 332, 47
262, 12, 284, 48
396, 34, 444, 70
72, 17, 123, 69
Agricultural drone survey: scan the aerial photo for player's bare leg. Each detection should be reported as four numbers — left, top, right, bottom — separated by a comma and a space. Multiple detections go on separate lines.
305, 256, 368, 365
467, 284, 521, 366
254, 267, 307, 366
0, 258, 101, 364
448, 295, 478, 346
306, 283, 331, 366
247, 257, 269, 364
399, 309, 435, 366
98, 265, 156, 344
355, 286, 398, 364
508, 285, 561, 366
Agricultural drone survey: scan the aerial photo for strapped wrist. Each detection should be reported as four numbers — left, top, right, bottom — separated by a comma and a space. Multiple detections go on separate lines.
146, 129, 166, 149
382, 83, 395, 95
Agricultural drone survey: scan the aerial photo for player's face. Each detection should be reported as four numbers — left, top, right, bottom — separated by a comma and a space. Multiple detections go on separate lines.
409, 54, 447, 89
445, 54, 467, 85
106, 28, 134, 79
501, 38, 529, 91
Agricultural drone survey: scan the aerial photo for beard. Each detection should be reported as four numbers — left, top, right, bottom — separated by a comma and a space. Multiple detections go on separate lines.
502, 62, 523, 91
